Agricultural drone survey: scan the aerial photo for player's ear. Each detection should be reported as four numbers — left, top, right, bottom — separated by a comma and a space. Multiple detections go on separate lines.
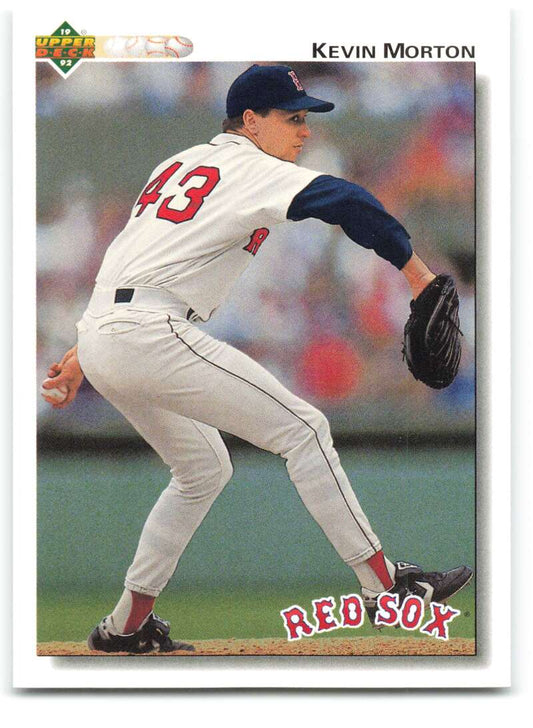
242, 108, 259, 134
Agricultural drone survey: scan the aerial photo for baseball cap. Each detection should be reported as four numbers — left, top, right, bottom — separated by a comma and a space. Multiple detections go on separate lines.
226, 64, 335, 117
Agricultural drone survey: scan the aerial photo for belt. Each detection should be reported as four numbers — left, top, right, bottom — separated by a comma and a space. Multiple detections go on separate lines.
88, 286, 198, 321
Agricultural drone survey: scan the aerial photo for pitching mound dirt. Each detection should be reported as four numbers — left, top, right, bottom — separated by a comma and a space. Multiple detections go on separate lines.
38, 636, 475, 657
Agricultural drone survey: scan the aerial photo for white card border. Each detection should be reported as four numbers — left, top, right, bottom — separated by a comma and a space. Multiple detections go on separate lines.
12, 2, 512, 689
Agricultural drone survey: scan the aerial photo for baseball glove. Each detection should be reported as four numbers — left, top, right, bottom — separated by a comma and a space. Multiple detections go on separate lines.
402, 274, 462, 389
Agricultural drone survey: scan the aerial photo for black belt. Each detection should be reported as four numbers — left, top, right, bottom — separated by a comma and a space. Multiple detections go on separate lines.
114, 288, 196, 321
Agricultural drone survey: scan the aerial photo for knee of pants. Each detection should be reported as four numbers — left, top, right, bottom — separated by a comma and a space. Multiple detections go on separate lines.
218, 452, 234, 488
278, 405, 333, 459
170, 449, 233, 497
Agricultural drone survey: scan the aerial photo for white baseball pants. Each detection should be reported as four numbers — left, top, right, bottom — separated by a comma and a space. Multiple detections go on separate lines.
77, 305, 382, 597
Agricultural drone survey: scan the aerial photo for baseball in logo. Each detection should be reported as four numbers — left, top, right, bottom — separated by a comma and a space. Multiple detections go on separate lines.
100, 34, 194, 59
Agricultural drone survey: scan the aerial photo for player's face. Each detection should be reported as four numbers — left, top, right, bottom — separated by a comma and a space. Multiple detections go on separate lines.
253, 109, 311, 162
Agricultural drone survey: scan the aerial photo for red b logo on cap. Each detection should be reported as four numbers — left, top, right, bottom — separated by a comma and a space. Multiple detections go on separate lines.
288, 70, 303, 91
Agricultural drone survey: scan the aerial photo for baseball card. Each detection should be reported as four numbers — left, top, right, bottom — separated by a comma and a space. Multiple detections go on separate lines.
12, 2, 515, 694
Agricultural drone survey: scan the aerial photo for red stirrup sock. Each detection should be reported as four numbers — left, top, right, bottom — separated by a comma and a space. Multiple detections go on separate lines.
351, 550, 395, 593
111, 589, 156, 634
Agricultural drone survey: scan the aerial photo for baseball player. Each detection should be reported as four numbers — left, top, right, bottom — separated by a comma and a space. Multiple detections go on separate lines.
42, 64, 473, 653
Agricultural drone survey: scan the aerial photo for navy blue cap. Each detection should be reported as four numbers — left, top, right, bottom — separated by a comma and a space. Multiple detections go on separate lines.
226, 64, 334, 117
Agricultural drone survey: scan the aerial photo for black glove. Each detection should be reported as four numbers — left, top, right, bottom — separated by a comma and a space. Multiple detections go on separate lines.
402, 274, 462, 389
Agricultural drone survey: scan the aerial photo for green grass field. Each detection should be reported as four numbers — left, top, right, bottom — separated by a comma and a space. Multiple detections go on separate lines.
37, 444, 475, 643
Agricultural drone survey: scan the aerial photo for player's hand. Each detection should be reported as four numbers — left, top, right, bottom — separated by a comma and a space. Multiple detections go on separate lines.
42, 345, 84, 409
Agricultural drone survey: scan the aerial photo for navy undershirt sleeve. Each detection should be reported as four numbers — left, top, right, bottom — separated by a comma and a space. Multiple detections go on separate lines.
287, 174, 413, 270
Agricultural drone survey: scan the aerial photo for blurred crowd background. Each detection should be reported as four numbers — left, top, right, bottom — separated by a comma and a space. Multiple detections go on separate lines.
36, 60, 475, 443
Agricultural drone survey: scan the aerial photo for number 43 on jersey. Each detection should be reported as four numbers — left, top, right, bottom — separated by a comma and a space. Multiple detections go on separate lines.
135, 161, 220, 223
135, 160, 270, 256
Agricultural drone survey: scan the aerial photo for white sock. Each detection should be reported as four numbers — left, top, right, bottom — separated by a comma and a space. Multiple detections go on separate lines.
110, 589, 134, 634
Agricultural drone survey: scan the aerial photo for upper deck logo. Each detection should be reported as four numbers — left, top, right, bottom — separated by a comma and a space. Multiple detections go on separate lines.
36, 21, 95, 76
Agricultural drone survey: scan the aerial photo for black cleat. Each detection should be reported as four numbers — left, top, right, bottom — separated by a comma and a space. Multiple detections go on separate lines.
87, 612, 195, 654
362, 561, 473, 627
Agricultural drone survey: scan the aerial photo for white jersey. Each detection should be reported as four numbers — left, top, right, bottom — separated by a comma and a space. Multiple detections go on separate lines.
95, 133, 321, 321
